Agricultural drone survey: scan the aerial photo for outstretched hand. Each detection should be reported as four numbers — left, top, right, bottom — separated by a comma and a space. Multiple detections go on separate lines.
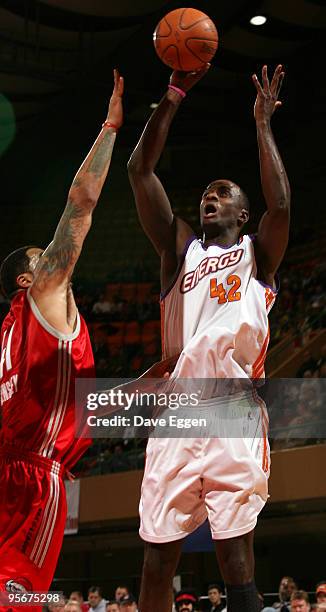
252, 64, 285, 123
106, 68, 124, 128
170, 62, 211, 93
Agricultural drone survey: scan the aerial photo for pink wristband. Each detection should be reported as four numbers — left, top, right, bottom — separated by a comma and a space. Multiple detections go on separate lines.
168, 84, 186, 99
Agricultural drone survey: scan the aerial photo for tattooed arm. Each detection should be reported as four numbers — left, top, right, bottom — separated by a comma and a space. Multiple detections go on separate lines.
30, 70, 124, 334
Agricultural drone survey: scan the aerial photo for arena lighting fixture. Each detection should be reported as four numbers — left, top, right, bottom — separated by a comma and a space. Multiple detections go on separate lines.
250, 15, 267, 26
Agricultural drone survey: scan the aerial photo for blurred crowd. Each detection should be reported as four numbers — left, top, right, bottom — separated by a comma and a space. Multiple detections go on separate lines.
74, 439, 147, 477
266, 374, 325, 450
44, 577, 326, 611
269, 259, 325, 349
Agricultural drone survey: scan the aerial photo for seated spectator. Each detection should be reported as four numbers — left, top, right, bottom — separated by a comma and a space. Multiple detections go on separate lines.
88, 586, 106, 612
69, 591, 89, 611
48, 601, 66, 612
297, 351, 318, 378
207, 584, 224, 612
119, 593, 138, 611
263, 576, 297, 611
174, 589, 198, 612
106, 602, 120, 612
290, 590, 310, 612
316, 582, 326, 605
115, 585, 129, 603
285, 383, 321, 447
65, 601, 82, 612
110, 443, 130, 472
316, 346, 326, 374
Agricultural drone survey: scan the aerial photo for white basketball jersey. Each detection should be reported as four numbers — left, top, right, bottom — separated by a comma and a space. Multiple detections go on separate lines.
161, 234, 276, 379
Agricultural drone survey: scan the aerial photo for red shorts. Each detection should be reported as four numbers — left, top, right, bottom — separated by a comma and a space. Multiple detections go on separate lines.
0, 446, 67, 612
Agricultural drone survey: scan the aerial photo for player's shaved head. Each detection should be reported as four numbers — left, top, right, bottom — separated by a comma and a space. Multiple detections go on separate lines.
0, 245, 41, 299
207, 180, 250, 211
200, 179, 250, 238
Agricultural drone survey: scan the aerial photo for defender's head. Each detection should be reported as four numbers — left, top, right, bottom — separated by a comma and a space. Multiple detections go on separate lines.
200, 179, 249, 238
0, 246, 44, 300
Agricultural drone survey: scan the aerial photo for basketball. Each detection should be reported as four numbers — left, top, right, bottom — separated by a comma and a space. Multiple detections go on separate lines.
153, 8, 218, 71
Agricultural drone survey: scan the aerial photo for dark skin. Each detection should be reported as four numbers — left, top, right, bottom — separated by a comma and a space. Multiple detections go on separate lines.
128, 65, 290, 612
128, 63, 290, 293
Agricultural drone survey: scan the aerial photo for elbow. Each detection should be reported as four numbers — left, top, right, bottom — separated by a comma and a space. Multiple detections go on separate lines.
274, 183, 291, 212
278, 193, 291, 212
271, 198, 290, 222
68, 186, 98, 212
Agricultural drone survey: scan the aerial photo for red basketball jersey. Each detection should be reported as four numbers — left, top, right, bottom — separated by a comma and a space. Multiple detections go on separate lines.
0, 289, 94, 469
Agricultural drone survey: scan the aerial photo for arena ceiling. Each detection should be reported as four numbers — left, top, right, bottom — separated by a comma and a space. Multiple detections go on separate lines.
0, 0, 325, 125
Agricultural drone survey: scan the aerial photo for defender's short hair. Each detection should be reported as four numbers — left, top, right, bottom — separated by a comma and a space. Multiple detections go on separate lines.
0, 245, 37, 299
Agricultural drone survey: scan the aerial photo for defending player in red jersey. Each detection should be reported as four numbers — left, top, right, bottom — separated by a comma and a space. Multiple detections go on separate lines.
0, 71, 124, 610
128, 65, 290, 612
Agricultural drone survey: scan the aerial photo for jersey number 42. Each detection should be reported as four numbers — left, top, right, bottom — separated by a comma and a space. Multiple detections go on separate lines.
210, 274, 241, 304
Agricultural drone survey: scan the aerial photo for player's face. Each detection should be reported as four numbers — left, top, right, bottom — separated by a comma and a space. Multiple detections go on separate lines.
200, 180, 244, 234
290, 599, 310, 612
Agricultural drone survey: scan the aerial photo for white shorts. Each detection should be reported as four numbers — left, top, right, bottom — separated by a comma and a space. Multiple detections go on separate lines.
139, 391, 269, 543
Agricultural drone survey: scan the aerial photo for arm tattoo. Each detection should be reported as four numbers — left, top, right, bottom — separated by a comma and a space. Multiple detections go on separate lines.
35, 129, 116, 285
87, 130, 116, 177
38, 198, 85, 277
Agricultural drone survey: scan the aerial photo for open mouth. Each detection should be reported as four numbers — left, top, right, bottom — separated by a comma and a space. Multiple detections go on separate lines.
204, 202, 218, 217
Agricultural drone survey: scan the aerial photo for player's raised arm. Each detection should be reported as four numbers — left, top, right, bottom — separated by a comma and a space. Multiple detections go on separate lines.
252, 64, 291, 287
127, 67, 210, 263
30, 70, 124, 323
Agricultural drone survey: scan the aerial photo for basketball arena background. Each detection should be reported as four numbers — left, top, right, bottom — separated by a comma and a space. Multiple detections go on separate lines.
0, 0, 325, 609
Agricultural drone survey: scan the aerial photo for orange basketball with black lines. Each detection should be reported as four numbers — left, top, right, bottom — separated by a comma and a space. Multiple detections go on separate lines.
153, 8, 218, 71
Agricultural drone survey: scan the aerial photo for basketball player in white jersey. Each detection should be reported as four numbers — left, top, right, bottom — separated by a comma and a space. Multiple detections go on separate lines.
128, 64, 290, 612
